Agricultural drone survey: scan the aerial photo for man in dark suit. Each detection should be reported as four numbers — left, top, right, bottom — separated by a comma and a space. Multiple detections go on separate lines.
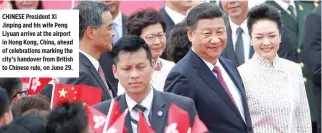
94, 35, 197, 133
303, 4, 321, 133
99, 0, 128, 91
165, 3, 253, 133
220, 0, 295, 67
159, 1, 198, 59
40, 1, 116, 101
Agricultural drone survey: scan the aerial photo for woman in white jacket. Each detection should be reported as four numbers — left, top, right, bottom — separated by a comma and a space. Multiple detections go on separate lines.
238, 3, 311, 133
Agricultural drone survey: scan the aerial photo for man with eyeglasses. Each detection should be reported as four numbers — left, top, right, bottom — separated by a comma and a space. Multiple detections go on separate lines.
0, 78, 26, 104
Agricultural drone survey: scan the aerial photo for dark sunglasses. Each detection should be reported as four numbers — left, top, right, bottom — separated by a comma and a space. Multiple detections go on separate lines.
12, 90, 28, 98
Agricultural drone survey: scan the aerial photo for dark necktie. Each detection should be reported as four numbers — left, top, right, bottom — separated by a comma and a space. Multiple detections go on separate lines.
287, 5, 297, 21
235, 27, 245, 65
213, 66, 238, 108
98, 65, 113, 98
130, 104, 148, 133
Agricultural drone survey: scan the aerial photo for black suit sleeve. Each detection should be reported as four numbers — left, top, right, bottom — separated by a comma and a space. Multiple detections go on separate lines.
164, 72, 197, 102
278, 26, 296, 62
303, 7, 321, 86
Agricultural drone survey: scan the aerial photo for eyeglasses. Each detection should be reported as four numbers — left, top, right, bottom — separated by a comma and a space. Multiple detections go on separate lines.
145, 33, 166, 43
12, 90, 28, 98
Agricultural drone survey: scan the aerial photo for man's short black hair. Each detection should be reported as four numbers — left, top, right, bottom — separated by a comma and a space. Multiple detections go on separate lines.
0, 78, 22, 102
247, 3, 283, 37
186, 3, 226, 30
0, 87, 10, 119
46, 101, 88, 133
112, 35, 152, 65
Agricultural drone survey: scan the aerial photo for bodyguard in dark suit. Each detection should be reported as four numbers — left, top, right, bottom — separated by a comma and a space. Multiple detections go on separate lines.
94, 35, 197, 133
99, 0, 128, 91
165, 3, 253, 133
303, 4, 321, 133
220, 0, 295, 67
40, 1, 116, 101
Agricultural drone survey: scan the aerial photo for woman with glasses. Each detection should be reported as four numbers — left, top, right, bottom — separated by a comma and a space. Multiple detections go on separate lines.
238, 4, 311, 132
116, 8, 175, 95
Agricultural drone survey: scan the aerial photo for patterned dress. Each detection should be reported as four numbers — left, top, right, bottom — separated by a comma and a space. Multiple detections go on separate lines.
238, 53, 311, 133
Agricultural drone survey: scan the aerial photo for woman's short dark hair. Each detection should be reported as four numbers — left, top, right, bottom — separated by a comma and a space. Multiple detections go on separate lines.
247, 3, 283, 37
126, 8, 166, 36
10, 0, 43, 9
11, 95, 50, 118
166, 19, 191, 63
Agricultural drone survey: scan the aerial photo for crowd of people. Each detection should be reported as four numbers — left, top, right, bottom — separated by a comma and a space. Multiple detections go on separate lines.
0, 0, 321, 133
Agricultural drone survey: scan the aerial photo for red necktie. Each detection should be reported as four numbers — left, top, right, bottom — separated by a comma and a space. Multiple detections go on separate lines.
98, 65, 113, 98
154, 61, 162, 71
212, 66, 237, 107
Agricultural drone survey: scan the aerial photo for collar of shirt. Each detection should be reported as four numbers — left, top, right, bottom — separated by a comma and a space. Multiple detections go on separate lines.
191, 48, 224, 73
229, 17, 249, 39
125, 88, 154, 114
113, 10, 123, 37
164, 5, 186, 24
80, 50, 99, 71
274, 0, 297, 16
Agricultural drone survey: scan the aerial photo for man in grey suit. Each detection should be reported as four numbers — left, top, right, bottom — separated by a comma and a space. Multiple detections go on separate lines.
99, 0, 128, 91
94, 35, 197, 133
40, 1, 116, 101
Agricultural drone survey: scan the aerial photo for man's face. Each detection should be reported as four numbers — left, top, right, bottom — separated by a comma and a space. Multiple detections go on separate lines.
113, 48, 153, 95
15, 0, 39, 9
221, 0, 248, 19
188, 18, 227, 63
166, 0, 198, 13
100, 0, 120, 17
93, 11, 115, 52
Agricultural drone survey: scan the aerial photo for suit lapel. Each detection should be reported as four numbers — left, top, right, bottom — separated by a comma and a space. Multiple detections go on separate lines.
160, 6, 175, 36
224, 23, 239, 65
189, 50, 246, 125
118, 95, 133, 133
121, 14, 127, 36
189, 51, 243, 122
150, 90, 167, 133
79, 52, 111, 99
219, 58, 248, 124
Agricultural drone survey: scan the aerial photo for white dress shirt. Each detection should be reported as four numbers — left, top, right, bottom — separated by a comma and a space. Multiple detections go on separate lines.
125, 88, 154, 133
274, 0, 297, 17
229, 18, 251, 60
191, 48, 245, 121
80, 50, 99, 71
164, 5, 186, 24
113, 10, 123, 38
